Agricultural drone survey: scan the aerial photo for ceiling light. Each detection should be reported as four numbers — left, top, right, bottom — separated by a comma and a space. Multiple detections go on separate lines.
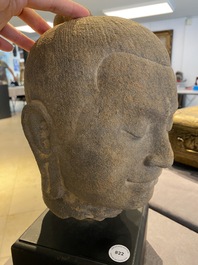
103, 0, 175, 19
15, 22, 53, 33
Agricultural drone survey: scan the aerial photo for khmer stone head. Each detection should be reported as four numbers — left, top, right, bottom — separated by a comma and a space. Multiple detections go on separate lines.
22, 16, 177, 220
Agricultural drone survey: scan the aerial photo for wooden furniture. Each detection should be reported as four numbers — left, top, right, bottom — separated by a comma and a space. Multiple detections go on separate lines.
177, 89, 198, 108
169, 106, 198, 168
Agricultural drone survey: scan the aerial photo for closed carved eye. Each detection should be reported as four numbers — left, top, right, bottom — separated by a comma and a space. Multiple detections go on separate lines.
122, 128, 144, 139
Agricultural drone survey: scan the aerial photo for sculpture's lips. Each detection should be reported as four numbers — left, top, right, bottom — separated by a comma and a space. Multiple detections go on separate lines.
126, 178, 158, 185
126, 169, 162, 185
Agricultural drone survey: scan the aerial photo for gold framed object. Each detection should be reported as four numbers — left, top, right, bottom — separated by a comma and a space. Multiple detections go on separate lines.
153, 30, 173, 60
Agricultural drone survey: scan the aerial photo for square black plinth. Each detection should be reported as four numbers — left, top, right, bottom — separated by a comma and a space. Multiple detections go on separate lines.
12, 206, 148, 265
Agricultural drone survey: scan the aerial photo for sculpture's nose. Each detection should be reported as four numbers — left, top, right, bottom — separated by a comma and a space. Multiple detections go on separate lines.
144, 133, 174, 168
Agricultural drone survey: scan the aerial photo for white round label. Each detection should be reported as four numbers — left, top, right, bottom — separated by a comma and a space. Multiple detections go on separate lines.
108, 245, 130, 263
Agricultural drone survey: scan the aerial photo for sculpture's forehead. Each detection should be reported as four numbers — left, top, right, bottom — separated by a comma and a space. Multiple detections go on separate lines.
97, 53, 177, 117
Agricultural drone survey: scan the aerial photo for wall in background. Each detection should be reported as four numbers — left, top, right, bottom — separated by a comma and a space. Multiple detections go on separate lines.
142, 16, 198, 107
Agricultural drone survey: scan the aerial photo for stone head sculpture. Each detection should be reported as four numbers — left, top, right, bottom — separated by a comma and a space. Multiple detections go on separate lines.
22, 16, 178, 221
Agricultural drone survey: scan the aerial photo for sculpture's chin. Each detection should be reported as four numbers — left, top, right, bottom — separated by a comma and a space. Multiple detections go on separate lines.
42, 175, 157, 221
42, 177, 157, 221
43, 191, 122, 221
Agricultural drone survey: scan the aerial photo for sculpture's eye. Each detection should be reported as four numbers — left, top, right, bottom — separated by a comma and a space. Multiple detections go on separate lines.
122, 128, 145, 140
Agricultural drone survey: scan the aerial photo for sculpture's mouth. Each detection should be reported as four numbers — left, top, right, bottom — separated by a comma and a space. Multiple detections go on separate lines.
126, 169, 161, 185
126, 178, 158, 185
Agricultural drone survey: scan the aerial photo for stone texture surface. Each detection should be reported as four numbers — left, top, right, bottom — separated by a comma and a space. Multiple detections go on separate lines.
22, 16, 178, 220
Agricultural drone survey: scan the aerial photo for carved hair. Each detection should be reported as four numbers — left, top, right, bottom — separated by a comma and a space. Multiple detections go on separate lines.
25, 16, 170, 137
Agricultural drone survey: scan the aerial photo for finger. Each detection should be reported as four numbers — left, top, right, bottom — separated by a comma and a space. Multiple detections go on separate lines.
0, 23, 35, 51
0, 36, 13, 52
27, 0, 90, 18
18, 8, 51, 35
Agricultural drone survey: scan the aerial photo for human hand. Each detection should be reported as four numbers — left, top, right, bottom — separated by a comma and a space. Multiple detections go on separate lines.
0, 0, 90, 52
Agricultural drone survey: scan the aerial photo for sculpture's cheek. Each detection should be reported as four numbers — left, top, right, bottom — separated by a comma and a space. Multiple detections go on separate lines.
58, 129, 158, 210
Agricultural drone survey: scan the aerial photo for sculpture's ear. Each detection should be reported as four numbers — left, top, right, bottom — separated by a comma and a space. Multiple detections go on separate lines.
22, 101, 64, 199
21, 100, 52, 160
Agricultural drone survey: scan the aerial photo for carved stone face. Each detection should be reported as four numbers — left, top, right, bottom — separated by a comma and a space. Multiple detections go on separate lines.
22, 16, 178, 220
56, 54, 177, 211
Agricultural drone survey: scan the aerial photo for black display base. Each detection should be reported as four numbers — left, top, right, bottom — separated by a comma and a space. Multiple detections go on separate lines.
0, 85, 11, 119
12, 206, 148, 265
